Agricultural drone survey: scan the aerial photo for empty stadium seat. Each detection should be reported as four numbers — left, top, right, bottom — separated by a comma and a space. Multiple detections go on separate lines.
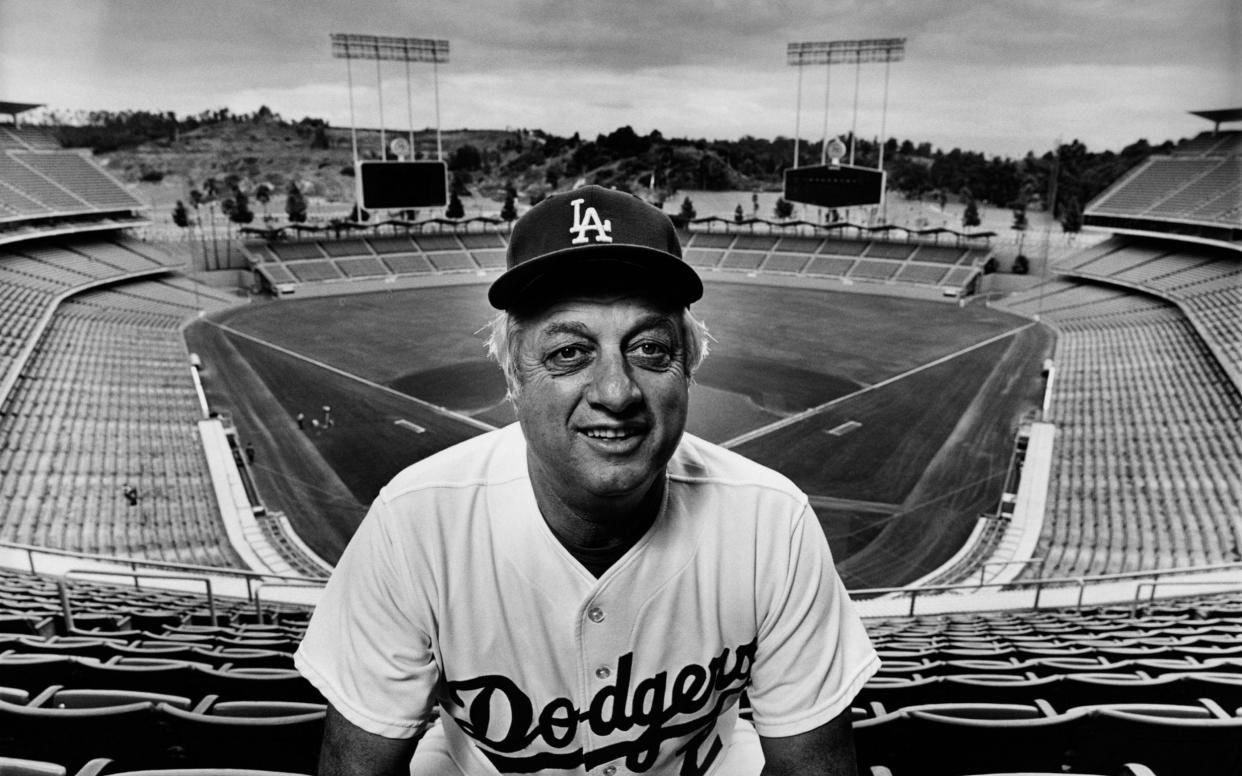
153, 703, 324, 774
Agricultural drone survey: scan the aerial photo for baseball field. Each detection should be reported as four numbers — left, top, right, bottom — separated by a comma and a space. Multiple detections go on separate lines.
184, 279, 1052, 588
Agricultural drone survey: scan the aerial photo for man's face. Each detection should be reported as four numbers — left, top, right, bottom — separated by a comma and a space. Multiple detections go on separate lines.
513, 290, 690, 518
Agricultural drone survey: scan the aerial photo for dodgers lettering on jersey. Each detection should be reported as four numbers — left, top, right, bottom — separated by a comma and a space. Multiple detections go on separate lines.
444, 639, 756, 775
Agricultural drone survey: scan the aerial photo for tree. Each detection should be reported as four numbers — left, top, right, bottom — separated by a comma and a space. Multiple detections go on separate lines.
1011, 203, 1029, 254
679, 197, 696, 220
255, 183, 272, 222
449, 144, 483, 171
500, 193, 518, 221
734, 204, 744, 223
229, 191, 254, 225
285, 181, 308, 223
171, 200, 190, 229
962, 199, 981, 228
773, 198, 794, 220
1061, 195, 1083, 234
446, 192, 465, 219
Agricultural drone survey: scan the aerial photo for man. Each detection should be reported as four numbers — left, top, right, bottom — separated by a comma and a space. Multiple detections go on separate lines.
295, 186, 879, 776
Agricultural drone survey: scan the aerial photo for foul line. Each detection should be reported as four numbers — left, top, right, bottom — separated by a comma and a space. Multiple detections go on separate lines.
722, 322, 1036, 449
205, 320, 496, 434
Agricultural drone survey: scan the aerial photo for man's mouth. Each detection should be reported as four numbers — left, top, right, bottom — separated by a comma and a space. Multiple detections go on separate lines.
583, 427, 636, 439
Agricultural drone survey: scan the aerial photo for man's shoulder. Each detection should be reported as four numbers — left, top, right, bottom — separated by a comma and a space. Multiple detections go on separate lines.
670, 433, 805, 501
378, 423, 525, 503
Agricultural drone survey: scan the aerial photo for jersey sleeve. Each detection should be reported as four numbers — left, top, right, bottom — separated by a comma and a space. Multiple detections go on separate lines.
746, 502, 879, 738
294, 496, 440, 739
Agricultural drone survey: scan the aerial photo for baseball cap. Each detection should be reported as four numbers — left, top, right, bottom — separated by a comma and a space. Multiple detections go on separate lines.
488, 185, 703, 310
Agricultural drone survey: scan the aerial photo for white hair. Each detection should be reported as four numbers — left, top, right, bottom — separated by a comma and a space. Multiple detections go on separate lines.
484, 307, 711, 401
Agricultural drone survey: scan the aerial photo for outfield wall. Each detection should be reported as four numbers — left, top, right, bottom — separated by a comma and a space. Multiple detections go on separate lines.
696, 268, 962, 303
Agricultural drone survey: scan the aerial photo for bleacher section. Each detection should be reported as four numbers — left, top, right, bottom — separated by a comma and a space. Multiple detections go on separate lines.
998, 280, 1242, 579
0, 281, 240, 567
0, 151, 142, 222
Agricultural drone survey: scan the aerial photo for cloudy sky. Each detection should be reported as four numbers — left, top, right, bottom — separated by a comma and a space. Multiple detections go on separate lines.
1, 0, 1237, 157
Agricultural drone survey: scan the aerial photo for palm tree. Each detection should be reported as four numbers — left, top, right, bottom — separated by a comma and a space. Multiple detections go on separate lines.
255, 183, 272, 224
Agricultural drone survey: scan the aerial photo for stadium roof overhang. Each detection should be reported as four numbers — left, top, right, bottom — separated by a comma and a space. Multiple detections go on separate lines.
0, 101, 45, 121
1190, 108, 1242, 130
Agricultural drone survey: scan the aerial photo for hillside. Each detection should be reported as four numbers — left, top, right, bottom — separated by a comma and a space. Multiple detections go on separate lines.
51, 108, 1170, 227
95, 115, 771, 213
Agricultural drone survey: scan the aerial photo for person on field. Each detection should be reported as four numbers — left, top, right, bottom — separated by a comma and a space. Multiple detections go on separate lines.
295, 185, 878, 776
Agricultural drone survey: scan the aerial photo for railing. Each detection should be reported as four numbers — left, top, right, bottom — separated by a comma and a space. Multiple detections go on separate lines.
6, 539, 1242, 619
60, 568, 218, 628
0, 539, 325, 602
976, 558, 1044, 587
857, 559, 1242, 617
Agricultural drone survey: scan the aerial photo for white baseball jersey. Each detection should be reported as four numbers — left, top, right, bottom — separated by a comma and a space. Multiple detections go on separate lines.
295, 423, 878, 776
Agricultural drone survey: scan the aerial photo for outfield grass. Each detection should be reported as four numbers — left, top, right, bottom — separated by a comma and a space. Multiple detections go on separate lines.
201, 279, 1048, 583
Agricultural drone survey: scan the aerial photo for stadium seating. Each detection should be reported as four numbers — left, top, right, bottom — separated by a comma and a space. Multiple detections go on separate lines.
0, 280, 239, 566
998, 280, 1242, 579
0, 152, 140, 219
3, 560, 1241, 773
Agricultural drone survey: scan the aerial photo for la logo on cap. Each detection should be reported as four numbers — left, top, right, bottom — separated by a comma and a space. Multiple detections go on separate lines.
568, 197, 613, 245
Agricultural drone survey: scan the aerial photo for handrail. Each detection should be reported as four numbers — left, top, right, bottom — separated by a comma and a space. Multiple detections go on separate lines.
977, 558, 1044, 587
252, 580, 328, 619
9, 540, 1242, 617
60, 568, 217, 629
859, 560, 1242, 616
0, 539, 326, 589
1132, 578, 1240, 614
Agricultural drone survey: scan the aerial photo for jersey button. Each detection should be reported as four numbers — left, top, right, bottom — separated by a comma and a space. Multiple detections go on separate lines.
587, 606, 605, 623
602, 766, 617, 776
595, 666, 611, 680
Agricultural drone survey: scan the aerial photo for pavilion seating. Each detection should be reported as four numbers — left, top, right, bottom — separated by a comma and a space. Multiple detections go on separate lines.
683, 249, 723, 268
410, 234, 462, 252
379, 253, 433, 274
424, 251, 475, 272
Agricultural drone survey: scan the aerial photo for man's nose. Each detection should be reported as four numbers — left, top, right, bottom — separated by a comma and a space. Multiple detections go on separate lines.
587, 351, 642, 413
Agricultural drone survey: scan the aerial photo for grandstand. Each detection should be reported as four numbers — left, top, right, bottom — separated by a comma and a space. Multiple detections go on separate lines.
1, 94, 1242, 773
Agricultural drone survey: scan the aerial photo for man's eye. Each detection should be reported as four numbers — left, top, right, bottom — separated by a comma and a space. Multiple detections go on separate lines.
630, 341, 673, 366
547, 345, 589, 367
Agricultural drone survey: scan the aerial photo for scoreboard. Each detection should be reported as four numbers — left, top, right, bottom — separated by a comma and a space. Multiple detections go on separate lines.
783, 163, 885, 209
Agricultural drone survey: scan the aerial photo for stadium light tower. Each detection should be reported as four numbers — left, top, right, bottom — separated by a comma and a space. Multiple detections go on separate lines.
330, 33, 450, 164
787, 38, 905, 169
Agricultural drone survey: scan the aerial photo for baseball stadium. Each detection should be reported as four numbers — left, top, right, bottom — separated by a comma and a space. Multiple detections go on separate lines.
0, 58, 1240, 776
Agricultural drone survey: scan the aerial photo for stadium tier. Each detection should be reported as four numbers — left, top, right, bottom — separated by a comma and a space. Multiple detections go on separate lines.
1049, 237, 1242, 389
0, 282, 239, 566
1084, 130, 1242, 235
0, 151, 142, 222
998, 279, 1242, 579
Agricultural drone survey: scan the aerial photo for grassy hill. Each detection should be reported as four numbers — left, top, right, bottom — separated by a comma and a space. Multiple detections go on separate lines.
95, 115, 771, 214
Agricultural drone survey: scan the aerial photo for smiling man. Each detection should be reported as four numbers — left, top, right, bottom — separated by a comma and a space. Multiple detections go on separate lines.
295, 185, 879, 776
